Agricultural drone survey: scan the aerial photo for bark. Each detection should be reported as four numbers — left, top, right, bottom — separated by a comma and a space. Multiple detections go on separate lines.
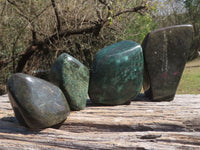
16, 44, 42, 72
51, 0, 61, 33
1, 94, 200, 149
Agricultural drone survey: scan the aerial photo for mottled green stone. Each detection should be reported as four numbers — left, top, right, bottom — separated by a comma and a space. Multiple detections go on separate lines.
142, 24, 193, 101
49, 53, 89, 111
7, 73, 70, 129
89, 40, 144, 105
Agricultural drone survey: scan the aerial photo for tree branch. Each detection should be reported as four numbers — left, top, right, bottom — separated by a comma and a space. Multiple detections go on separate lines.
44, 23, 104, 44
98, 0, 111, 18
7, 0, 30, 21
0, 1, 6, 16
51, 0, 61, 33
112, 5, 147, 19
30, 1, 37, 44
14, 3, 148, 72
46, 5, 147, 43
16, 44, 41, 72
7, 1, 52, 39
98, 0, 110, 10
1, 2, 51, 71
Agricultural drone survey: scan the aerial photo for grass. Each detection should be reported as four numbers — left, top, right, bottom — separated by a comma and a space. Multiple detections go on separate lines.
177, 57, 200, 94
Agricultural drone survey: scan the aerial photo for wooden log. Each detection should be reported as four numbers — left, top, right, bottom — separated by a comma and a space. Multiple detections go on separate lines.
1, 94, 200, 149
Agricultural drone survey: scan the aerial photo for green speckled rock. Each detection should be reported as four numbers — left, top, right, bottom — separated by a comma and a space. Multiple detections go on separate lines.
89, 40, 144, 105
142, 24, 193, 101
49, 53, 89, 111
7, 73, 70, 129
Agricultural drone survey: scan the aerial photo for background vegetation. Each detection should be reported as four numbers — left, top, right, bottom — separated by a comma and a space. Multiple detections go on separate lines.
0, 0, 200, 95
177, 57, 200, 94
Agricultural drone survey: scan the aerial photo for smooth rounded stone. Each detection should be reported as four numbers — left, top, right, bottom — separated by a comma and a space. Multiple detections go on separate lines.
89, 40, 144, 105
49, 53, 89, 111
142, 24, 193, 101
7, 73, 70, 129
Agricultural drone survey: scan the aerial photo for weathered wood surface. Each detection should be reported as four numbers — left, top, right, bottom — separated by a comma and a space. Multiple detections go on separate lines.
1, 94, 200, 150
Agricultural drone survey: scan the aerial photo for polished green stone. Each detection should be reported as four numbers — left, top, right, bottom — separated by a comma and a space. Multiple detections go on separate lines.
142, 24, 193, 101
49, 53, 89, 111
89, 40, 144, 105
7, 73, 70, 129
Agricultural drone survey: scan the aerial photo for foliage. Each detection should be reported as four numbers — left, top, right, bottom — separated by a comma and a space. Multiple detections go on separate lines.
121, 13, 157, 44
184, 0, 200, 60
153, 0, 187, 26
0, 0, 151, 95
106, 1, 158, 44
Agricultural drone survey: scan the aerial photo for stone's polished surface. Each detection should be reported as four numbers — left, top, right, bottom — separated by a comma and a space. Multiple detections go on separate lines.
89, 40, 143, 105
7, 73, 70, 129
142, 24, 193, 101
49, 53, 89, 111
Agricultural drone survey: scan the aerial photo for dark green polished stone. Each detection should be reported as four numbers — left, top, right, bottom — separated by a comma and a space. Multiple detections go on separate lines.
89, 40, 144, 105
49, 53, 89, 111
142, 24, 193, 101
7, 73, 70, 129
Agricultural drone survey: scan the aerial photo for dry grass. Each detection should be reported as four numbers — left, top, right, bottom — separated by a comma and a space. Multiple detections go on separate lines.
177, 57, 200, 94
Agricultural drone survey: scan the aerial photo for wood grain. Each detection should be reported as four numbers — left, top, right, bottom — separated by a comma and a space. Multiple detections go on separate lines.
1, 94, 200, 149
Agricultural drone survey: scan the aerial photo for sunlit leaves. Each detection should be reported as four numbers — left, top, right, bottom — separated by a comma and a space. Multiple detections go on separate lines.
123, 13, 157, 43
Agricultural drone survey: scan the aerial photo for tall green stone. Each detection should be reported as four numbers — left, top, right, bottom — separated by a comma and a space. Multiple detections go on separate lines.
89, 40, 144, 105
49, 53, 89, 111
142, 24, 193, 101
7, 73, 70, 129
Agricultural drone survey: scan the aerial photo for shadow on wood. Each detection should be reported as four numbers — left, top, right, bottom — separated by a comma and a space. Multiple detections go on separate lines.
1, 94, 200, 149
